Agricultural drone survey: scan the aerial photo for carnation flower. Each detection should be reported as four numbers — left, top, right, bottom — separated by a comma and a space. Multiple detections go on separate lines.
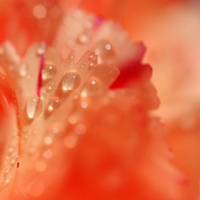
0, 0, 189, 200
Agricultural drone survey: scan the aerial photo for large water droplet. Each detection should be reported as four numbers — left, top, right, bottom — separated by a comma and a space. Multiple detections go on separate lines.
81, 77, 102, 97
42, 62, 57, 80
26, 96, 43, 119
62, 71, 81, 91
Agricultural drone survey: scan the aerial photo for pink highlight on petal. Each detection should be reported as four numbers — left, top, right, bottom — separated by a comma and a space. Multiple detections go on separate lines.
37, 55, 45, 97
94, 16, 104, 28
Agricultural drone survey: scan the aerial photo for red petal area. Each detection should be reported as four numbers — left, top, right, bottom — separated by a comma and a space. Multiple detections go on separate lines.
0, 0, 64, 55
111, 59, 159, 109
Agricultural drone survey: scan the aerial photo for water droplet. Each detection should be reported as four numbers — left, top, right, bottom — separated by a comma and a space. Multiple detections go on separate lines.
48, 97, 60, 111
46, 84, 54, 91
35, 160, 46, 172
4, 176, 12, 184
4, 167, 11, 176
68, 116, 77, 124
81, 101, 88, 109
33, 5, 47, 19
62, 71, 81, 91
64, 135, 77, 148
11, 156, 18, 166
8, 147, 14, 155
26, 96, 43, 119
44, 136, 53, 145
89, 58, 97, 67
89, 52, 95, 59
43, 149, 52, 159
78, 32, 90, 44
40, 92, 47, 100
42, 63, 57, 80
52, 127, 59, 134
75, 124, 86, 135
95, 40, 115, 63
36, 43, 47, 56
19, 62, 28, 77
81, 77, 102, 97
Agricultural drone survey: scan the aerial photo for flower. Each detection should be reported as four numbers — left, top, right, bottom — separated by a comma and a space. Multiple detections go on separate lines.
0, 0, 191, 200
83, 0, 200, 199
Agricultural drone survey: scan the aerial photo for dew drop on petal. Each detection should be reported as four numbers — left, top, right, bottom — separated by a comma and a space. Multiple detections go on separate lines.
19, 63, 28, 78
42, 63, 57, 80
26, 96, 43, 119
64, 135, 77, 148
75, 124, 86, 135
81, 77, 102, 97
78, 32, 90, 44
44, 136, 53, 145
35, 160, 46, 172
48, 97, 60, 111
95, 40, 115, 63
52, 127, 59, 134
36, 43, 47, 56
43, 149, 52, 159
62, 71, 81, 91
81, 101, 88, 109
33, 5, 47, 19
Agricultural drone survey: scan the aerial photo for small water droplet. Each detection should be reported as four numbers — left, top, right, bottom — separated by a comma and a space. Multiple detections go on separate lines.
8, 147, 14, 155
35, 160, 46, 172
75, 124, 86, 135
89, 52, 95, 59
43, 149, 52, 159
81, 77, 102, 97
4, 176, 12, 184
89, 58, 97, 67
78, 32, 90, 44
46, 83, 54, 91
19, 62, 28, 77
52, 127, 59, 134
95, 40, 115, 63
44, 136, 53, 145
36, 43, 47, 56
48, 97, 60, 111
33, 5, 47, 19
4, 167, 11, 176
81, 101, 88, 109
42, 63, 57, 80
62, 71, 81, 91
64, 135, 77, 148
41, 92, 47, 100
26, 96, 43, 119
